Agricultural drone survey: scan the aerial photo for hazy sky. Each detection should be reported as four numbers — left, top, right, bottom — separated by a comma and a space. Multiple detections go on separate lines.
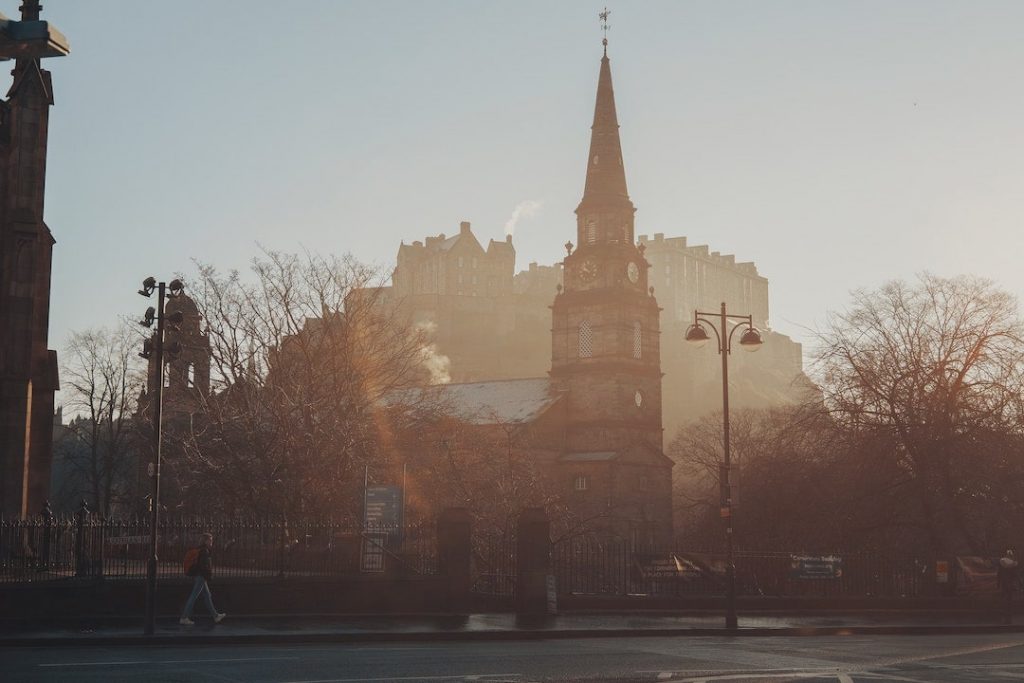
26, 0, 1024, 363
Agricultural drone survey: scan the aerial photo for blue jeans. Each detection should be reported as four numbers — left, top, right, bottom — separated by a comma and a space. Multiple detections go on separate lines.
181, 576, 218, 618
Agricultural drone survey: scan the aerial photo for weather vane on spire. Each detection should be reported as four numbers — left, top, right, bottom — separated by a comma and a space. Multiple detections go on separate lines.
599, 7, 610, 55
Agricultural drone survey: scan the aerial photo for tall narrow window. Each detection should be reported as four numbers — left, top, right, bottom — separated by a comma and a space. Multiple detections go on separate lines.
574, 475, 588, 491
586, 220, 597, 244
633, 321, 642, 359
187, 363, 196, 388
163, 363, 171, 388
579, 320, 594, 358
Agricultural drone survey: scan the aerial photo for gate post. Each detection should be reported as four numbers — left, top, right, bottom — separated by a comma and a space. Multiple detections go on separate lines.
516, 507, 555, 616
437, 508, 472, 612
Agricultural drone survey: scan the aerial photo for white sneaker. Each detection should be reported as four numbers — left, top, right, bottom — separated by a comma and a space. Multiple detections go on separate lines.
213, 612, 226, 624
179, 617, 194, 626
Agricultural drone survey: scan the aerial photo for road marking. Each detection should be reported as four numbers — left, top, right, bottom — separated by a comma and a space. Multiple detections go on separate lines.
284, 675, 521, 683
40, 656, 299, 668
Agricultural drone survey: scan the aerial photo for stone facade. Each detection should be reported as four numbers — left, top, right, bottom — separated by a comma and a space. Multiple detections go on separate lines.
0, 2, 62, 517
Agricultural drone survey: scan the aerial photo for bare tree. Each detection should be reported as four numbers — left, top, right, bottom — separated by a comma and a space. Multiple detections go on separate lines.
171, 250, 433, 517
669, 404, 905, 552
56, 325, 144, 516
814, 273, 1024, 554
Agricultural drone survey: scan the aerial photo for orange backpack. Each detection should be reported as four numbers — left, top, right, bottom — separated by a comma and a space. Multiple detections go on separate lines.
183, 547, 200, 575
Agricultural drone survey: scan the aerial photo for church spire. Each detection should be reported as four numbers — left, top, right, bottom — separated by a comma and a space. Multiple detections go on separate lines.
575, 26, 635, 249
580, 51, 630, 204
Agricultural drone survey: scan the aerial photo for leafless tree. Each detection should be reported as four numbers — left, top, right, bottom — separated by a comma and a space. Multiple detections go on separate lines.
171, 250, 433, 518
55, 325, 144, 516
814, 273, 1024, 554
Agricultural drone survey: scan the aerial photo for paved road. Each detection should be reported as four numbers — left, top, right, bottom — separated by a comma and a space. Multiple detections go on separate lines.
5, 633, 1024, 682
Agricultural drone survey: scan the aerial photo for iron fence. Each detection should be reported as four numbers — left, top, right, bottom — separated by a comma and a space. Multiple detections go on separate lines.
553, 537, 931, 598
471, 527, 517, 597
1, 505, 437, 583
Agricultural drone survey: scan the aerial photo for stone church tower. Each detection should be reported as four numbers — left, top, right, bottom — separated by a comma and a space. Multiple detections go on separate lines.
551, 47, 672, 539
0, 1, 64, 517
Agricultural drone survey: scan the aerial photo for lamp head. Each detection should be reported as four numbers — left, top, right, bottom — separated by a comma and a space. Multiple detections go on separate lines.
138, 276, 156, 297
139, 306, 156, 328
167, 279, 185, 297
138, 338, 153, 360
739, 326, 764, 352
685, 323, 710, 349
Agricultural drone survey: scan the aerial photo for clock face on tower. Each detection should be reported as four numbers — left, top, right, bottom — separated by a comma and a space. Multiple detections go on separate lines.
627, 262, 640, 284
579, 259, 599, 283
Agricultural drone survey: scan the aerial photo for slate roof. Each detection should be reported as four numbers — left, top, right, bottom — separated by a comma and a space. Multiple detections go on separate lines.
560, 451, 618, 462
384, 377, 563, 425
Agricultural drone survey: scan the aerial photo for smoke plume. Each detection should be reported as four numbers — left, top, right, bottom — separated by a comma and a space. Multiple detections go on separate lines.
415, 320, 451, 384
504, 199, 542, 237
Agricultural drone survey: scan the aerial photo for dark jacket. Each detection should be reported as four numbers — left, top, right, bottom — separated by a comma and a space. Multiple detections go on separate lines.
189, 545, 213, 582
997, 558, 1019, 593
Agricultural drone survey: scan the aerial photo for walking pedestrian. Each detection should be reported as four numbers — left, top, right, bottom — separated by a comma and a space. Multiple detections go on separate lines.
180, 532, 226, 626
997, 549, 1019, 625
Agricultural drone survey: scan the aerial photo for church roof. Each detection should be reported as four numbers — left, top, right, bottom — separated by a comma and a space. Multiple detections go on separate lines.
384, 377, 562, 426
561, 451, 617, 462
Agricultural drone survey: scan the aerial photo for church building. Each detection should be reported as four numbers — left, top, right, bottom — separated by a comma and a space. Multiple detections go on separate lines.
387, 45, 675, 540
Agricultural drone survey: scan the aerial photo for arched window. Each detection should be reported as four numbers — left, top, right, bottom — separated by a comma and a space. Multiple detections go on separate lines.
633, 321, 642, 359
579, 320, 594, 358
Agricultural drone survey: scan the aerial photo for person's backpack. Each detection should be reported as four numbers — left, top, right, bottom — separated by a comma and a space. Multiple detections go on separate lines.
183, 547, 200, 576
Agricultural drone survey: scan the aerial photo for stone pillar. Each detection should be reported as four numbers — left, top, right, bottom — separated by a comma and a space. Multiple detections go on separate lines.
0, 378, 33, 518
437, 507, 472, 612
516, 507, 555, 616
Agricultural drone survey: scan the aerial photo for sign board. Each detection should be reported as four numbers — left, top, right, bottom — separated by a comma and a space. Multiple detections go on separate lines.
360, 484, 404, 573
364, 485, 403, 529
936, 560, 949, 584
106, 535, 149, 545
790, 555, 843, 580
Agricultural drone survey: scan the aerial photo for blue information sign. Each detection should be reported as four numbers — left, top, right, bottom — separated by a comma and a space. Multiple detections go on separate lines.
364, 485, 403, 529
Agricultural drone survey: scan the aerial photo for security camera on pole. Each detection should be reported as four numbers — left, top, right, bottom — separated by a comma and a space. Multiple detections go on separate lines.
137, 276, 185, 636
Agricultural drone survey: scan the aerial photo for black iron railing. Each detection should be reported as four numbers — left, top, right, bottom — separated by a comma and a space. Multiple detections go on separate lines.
552, 537, 931, 598
1, 504, 437, 583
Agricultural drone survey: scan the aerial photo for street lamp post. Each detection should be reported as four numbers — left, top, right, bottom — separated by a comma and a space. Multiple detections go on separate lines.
137, 277, 184, 635
685, 301, 763, 630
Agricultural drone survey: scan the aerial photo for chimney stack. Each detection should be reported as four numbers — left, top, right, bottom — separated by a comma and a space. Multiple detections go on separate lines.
460, 221, 471, 235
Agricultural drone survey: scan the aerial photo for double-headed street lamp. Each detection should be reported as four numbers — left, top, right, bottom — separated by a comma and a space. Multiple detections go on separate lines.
137, 276, 185, 636
685, 302, 763, 630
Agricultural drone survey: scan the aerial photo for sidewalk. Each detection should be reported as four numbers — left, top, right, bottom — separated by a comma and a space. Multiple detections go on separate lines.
3, 611, 1024, 647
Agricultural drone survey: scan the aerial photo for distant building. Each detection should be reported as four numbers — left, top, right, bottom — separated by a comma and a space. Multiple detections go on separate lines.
374, 212, 805, 442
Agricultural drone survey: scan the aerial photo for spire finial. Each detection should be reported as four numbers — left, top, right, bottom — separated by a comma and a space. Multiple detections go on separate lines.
599, 7, 610, 56
20, 0, 42, 21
